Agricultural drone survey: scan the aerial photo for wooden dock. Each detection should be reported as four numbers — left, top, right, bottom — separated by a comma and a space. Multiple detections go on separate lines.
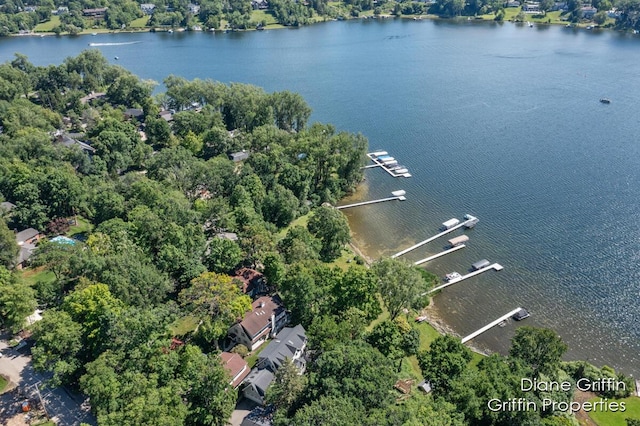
336, 195, 406, 210
391, 216, 477, 258
461, 307, 524, 344
413, 245, 466, 266
422, 263, 503, 295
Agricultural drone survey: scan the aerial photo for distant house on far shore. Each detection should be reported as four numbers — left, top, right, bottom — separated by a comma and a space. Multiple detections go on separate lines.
140, 3, 156, 14
230, 151, 249, 162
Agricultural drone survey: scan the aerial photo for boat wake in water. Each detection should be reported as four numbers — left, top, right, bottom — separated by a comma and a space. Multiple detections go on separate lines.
88, 41, 142, 46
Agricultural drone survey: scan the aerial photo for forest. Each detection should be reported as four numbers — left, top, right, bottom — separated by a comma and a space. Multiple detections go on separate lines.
0, 51, 637, 426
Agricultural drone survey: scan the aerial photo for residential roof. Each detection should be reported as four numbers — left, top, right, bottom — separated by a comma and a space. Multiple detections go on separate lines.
79, 91, 106, 104
124, 108, 144, 118
216, 232, 238, 241
17, 243, 36, 265
258, 324, 306, 371
240, 296, 286, 340
233, 268, 265, 294
245, 368, 274, 397
230, 151, 250, 162
241, 405, 275, 426
159, 110, 174, 122
220, 352, 250, 388
15, 228, 40, 244
58, 134, 96, 153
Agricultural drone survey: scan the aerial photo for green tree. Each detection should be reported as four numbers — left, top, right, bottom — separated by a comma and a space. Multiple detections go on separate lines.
307, 206, 350, 262
372, 258, 429, 319
31, 310, 84, 386
333, 264, 381, 321
0, 266, 37, 333
206, 237, 243, 273
0, 217, 18, 268
277, 225, 321, 264
509, 326, 568, 377
418, 335, 472, 395
287, 396, 365, 426
266, 357, 308, 412
178, 271, 252, 341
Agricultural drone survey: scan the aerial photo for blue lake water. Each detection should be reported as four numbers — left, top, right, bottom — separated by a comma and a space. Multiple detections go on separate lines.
2, 20, 639, 375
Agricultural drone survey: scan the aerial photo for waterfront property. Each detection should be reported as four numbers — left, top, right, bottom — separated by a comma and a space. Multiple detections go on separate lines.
227, 295, 289, 351
425, 262, 504, 295
391, 215, 478, 258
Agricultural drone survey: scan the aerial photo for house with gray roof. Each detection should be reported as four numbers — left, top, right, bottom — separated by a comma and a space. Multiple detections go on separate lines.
242, 368, 274, 405
256, 324, 307, 373
0, 201, 16, 214
15, 228, 42, 269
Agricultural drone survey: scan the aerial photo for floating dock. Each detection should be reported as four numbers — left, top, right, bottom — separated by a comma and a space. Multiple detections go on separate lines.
391, 215, 478, 258
413, 244, 466, 266
422, 263, 503, 295
366, 152, 411, 178
461, 307, 524, 344
336, 195, 406, 210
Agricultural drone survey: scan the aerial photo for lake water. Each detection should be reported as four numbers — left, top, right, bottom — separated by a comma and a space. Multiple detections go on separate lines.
2, 20, 639, 375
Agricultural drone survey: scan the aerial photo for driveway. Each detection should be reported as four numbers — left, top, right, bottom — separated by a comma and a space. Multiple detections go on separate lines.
0, 336, 95, 426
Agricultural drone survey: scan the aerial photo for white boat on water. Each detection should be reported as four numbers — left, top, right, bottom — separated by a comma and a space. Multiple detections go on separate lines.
445, 272, 462, 281
393, 168, 409, 174
391, 190, 406, 197
382, 159, 398, 166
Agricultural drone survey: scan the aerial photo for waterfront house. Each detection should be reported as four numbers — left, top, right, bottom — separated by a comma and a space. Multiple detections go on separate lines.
124, 108, 145, 120
55, 133, 96, 154
52, 6, 68, 15
251, 0, 269, 9
159, 110, 174, 122
580, 5, 597, 18
15, 228, 42, 269
140, 3, 156, 14
522, 2, 541, 13
187, 3, 201, 14
506, 0, 521, 7
219, 352, 250, 389
552, 1, 568, 11
227, 295, 289, 351
83, 7, 108, 18
256, 324, 307, 373
79, 92, 106, 105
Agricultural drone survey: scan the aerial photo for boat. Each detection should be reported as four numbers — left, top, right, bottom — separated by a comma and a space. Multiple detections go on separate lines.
527, 21, 533, 27
114, 56, 119, 60
512, 308, 530, 321
415, 315, 427, 323
369, 150, 388, 157
391, 190, 406, 197
498, 320, 508, 327
447, 234, 469, 247
442, 218, 460, 230
392, 168, 409, 174
471, 259, 491, 270
586, 25, 593, 30
168, 29, 174, 33
382, 159, 398, 167
91, 32, 97, 36
600, 98, 611, 104
445, 272, 462, 282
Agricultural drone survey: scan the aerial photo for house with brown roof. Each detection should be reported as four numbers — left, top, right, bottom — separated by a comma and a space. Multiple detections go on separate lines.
227, 295, 288, 351
233, 268, 267, 299
220, 352, 250, 389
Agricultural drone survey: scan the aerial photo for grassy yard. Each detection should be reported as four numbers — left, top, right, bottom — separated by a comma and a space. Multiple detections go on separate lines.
34, 16, 60, 32
251, 10, 278, 26
169, 315, 200, 336
130, 16, 150, 28
67, 216, 93, 238
246, 344, 268, 368
21, 267, 56, 288
588, 396, 640, 426
0, 375, 8, 394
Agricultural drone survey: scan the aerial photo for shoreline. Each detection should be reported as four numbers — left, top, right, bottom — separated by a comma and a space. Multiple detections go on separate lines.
10, 12, 636, 39
348, 233, 492, 357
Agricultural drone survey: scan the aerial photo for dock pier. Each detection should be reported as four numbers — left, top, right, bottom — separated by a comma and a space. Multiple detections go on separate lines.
366, 152, 411, 178
413, 245, 466, 266
391, 215, 478, 258
422, 263, 503, 295
461, 308, 524, 344
336, 195, 406, 210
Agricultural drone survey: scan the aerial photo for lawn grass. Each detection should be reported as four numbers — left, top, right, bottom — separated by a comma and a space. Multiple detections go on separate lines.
251, 10, 278, 26
67, 216, 93, 238
0, 375, 8, 394
169, 315, 200, 336
34, 16, 60, 32
21, 267, 56, 288
588, 396, 640, 426
130, 16, 150, 28
246, 344, 268, 368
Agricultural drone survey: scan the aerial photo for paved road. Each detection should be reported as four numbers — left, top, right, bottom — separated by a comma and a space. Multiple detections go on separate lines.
0, 337, 96, 426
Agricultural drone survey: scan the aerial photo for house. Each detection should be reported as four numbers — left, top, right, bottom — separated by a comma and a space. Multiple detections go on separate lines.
79, 91, 106, 104
242, 369, 274, 405
159, 110, 174, 122
187, 3, 201, 14
251, 0, 269, 9
522, 2, 541, 12
56, 133, 96, 154
124, 108, 144, 120
52, 6, 68, 15
417, 380, 432, 393
23, 6, 37, 12
241, 405, 275, 426
15, 228, 42, 269
552, 1, 568, 11
83, 7, 108, 17
220, 352, 250, 389
607, 8, 620, 17
229, 151, 250, 162
506, 0, 520, 6
216, 232, 238, 241
233, 268, 267, 299
227, 295, 288, 351
256, 324, 307, 373
140, 3, 156, 14
580, 5, 597, 18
